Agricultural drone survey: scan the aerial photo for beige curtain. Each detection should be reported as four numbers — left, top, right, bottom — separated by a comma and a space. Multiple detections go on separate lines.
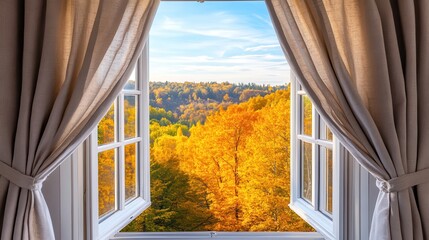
0, 0, 159, 239
266, 0, 429, 239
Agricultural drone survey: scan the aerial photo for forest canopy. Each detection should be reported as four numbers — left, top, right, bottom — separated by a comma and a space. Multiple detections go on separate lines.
98, 81, 313, 232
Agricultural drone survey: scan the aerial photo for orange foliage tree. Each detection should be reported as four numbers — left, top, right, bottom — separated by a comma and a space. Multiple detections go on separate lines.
102, 85, 315, 232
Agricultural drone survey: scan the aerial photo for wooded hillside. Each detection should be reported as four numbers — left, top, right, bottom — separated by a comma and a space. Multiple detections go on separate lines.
98, 82, 313, 232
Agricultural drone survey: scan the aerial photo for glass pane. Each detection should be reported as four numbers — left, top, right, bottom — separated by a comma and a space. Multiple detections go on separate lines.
325, 148, 333, 214
124, 95, 138, 139
98, 104, 116, 145
125, 143, 138, 201
301, 141, 312, 202
98, 149, 117, 218
319, 120, 333, 141
124, 67, 137, 90
326, 127, 333, 141
302, 95, 312, 136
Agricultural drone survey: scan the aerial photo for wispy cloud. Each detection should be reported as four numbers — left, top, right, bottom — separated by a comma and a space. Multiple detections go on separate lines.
244, 44, 280, 52
149, 2, 290, 85
254, 14, 274, 27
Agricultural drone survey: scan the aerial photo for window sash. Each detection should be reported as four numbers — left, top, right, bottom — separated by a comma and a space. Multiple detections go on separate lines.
290, 73, 346, 240
87, 47, 151, 240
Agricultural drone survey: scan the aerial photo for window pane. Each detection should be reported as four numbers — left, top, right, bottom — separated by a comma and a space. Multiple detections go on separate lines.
302, 95, 312, 136
326, 127, 333, 141
325, 148, 333, 214
125, 143, 138, 201
124, 95, 138, 139
124, 68, 137, 90
98, 104, 116, 145
301, 141, 312, 202
319, 120, 333, 141
98, 149, 117, 218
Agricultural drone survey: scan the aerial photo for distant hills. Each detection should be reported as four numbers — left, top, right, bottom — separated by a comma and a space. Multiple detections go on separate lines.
148, 81, 287, 125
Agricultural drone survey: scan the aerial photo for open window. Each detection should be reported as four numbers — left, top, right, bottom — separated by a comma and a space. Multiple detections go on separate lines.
290, 74, 346, 240
87, 47, 151, 240
84, 1, 352, 240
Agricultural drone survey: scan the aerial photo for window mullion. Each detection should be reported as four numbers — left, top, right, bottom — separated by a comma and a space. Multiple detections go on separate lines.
123, 90, 142, 95
297, 90, 306, 95
319, 144, 328, 216
312, 106, 319, 210
118, 93, 126, 210
315, 140, 333, 149
98, 142, 122, 152
140, 44, 150, 201
291, 75, 300, 203
297, 135, 316, 143
123, 137, 143, 146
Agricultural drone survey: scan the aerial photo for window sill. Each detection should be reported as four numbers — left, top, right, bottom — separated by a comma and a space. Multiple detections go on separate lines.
111, 232, 325, 240
289, 200, 334, 240
99, 199, 151, 240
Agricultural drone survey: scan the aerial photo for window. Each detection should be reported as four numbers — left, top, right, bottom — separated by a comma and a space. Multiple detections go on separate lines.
117, 0, 319, 235
290, 74, 346, 240
87, 47, 151, 240
84, 2, 350, 239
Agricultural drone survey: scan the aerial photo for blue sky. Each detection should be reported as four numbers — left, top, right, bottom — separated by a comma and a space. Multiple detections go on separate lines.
149, 1, 290, 86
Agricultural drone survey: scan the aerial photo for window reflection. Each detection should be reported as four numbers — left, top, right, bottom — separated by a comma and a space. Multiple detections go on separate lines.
302, 141, 312, 202
302, 95, 312, 136
98, 148, 117, 217
326, 148, 333, 214
98, 104, 116, 145
124, 96, 138, 139
125, 143, 138, 201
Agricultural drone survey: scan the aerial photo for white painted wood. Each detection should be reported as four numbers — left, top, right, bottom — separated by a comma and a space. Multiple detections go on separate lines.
290, 73, 347, 240
112, 232, 325, 240
43, 159, 62, 240
140, 42, 151, 204
86, 45, 151, 240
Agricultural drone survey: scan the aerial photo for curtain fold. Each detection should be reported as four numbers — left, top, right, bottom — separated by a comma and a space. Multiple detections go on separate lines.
266, 0, 429, 239
0, 0, 159, 239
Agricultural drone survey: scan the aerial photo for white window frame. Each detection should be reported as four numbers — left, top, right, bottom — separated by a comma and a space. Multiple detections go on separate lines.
40, 1, 381, 239
86, 46, 151, 240
82, 2, 357, 239
289, 73, 346, 240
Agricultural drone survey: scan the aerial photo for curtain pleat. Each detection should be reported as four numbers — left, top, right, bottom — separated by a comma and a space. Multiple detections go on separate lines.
0, 0, 159, 239
266, 0, 429, 239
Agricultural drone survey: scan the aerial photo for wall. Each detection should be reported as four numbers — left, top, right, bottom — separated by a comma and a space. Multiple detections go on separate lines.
43, 145, 85, 240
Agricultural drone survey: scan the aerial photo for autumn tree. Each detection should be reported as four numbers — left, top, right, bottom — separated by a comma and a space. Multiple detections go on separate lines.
119, 83, 315, 233
241, 89, 313, 231
123, 122, 214, 232
180, 105, 259, 231
97, 105, 116, 216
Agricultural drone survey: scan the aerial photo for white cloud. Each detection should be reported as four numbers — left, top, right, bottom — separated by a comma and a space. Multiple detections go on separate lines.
148, 3, 290, 86
244, 44, 280, 52
253, 14, 274, 27
151, 54, 286, 65
153, 12, 277, 45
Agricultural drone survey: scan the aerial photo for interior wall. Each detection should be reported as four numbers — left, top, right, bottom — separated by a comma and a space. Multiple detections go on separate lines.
43, 145, 86, 240
346, 156, 378, 240
43, 160, 63, 240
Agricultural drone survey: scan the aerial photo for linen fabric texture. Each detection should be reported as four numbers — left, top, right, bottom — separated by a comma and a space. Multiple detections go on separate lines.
0, 0, 159, 239
266, 0, 429, 239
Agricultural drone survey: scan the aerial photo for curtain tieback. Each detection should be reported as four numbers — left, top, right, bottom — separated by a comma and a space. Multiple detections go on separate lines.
0, 161, 45, 191
376, 168, 429, 193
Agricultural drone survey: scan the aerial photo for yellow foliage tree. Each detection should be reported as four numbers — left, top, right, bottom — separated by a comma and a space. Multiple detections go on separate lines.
180, 105, 259, 231
241, 89, 313, 231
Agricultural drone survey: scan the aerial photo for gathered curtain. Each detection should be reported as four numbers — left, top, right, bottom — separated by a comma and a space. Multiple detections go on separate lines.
266, 0, 429, 239
0, 0, 159, 239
